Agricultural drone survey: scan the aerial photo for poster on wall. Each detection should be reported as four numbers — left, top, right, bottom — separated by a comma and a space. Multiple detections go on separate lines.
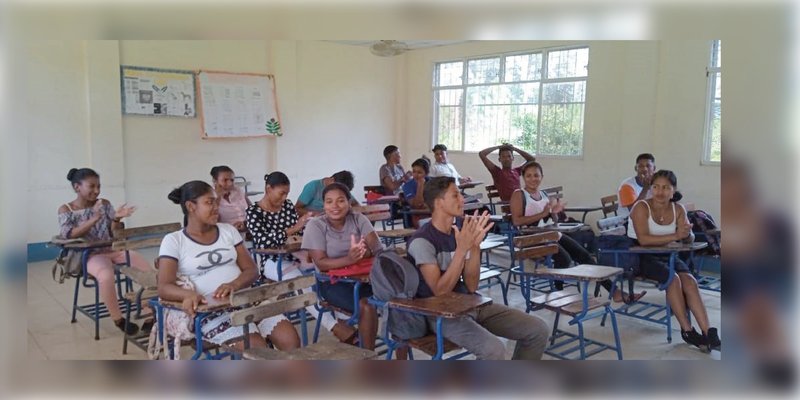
120, 66, 196, 117
197, 71, 282, 138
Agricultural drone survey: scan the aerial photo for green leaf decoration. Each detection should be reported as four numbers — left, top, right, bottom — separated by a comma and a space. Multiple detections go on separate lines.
266, 118, 282, 136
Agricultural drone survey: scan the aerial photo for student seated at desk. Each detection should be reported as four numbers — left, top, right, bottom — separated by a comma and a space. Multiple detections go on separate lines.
429, 144, 471, 184
295, 170, 359, 216
406, 177, 549, 360
58, 168, 151, 335
401, 157, 431, 228
617, 153, 656, 218
158, 180, 300, 351
379, 145, 412, 195
301, 183, 382, 350
509, 161, 645, 301
478, 143, 535, 202
628, 170, 720, 352
210, 165, 251, 236
246, 172, 358, 344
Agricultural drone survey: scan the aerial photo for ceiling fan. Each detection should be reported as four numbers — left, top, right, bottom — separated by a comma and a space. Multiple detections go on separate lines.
370, 40, 409, 57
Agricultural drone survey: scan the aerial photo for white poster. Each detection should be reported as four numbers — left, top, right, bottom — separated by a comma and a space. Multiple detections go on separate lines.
121, 66, 196, 117
197, 71, 281, 138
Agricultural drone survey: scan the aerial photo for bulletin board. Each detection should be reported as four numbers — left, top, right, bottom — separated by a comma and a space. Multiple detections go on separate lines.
120, 66, 196, 117
196, 71, 282, 139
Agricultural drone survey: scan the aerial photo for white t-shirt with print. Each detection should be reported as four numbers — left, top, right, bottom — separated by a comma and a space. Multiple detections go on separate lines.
159, 223, 244, 297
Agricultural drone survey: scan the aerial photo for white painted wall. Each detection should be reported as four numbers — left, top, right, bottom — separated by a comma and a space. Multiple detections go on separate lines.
270, 41, 399, 202
119, 40, 274, 228
401, 40, 721, 228
24, 40, 398, 243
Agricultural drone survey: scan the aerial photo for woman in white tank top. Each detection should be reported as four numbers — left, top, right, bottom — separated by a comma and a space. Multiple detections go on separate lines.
628, 170, 720, 352
509, 162, 642, 301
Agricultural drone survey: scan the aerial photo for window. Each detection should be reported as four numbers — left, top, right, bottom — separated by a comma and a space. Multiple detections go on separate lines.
703, 40, 721, 164
433, 46, 589, 156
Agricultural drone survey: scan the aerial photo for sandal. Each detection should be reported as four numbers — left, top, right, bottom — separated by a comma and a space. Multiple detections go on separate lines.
114, 317, 140, 335
141, 318, 155, 334
331, 322, 358, 345
681, 328, 708, 351
705, 328, 721, 352
612, 289, 647, 304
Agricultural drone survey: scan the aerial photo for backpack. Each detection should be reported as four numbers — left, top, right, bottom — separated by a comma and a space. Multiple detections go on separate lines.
687, 210, 720, 255
369, 250, 428, 340
50, 237, 86, 283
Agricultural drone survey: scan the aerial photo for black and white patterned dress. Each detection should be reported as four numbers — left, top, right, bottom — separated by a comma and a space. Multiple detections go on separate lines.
245, 199, 301, 275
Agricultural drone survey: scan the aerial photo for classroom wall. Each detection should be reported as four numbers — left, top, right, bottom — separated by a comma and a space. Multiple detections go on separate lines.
24, 40, 398, 245
270, 41, 399, 202
401, 40, 721, 228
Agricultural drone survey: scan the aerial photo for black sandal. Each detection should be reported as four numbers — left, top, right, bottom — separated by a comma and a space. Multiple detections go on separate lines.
114, 318, 140, 335
681, 328, 707, 351
705, 328, 721, 352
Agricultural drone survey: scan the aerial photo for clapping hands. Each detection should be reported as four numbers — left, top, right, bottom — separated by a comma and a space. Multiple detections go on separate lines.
454, 210, 495, 251
115, 203, 137, 219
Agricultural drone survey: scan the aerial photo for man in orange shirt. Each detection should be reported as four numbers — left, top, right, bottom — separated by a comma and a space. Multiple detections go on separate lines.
617, 153, 656, 218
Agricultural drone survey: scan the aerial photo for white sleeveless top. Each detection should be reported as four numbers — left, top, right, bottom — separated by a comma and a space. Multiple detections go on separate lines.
517, 188, 550, 217
627, 200, 682, 240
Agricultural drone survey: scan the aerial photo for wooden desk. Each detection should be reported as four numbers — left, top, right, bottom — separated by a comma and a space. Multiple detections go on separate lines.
244, 342, 377, 360
564, 205, 604, 223
519, 222, 586, 234
526, 264, 624, 360
377, 228, 417, 239
527, 264, 623, 282
52, 239, 113, 250
628, 242, 708, 254
367, 195, 400, 205
160, 295, 232, 313
388, 292, 492, 318
251, 241, 302, 255
458, 180, 484, 190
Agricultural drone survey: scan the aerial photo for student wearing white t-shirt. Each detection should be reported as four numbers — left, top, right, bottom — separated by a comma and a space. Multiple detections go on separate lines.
158, 180, 300, 350
429, 144, 471, 184
617, 153, 656, 218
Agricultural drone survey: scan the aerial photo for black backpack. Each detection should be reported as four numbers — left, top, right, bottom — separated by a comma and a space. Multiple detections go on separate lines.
687, 210, 720, 255
369, 250, 428, 340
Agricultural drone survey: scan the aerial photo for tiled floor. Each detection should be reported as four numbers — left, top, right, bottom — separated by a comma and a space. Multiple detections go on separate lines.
27, 246, 720, 360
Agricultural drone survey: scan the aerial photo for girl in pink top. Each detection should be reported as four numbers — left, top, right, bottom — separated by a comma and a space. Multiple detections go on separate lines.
211, 166, 251, 234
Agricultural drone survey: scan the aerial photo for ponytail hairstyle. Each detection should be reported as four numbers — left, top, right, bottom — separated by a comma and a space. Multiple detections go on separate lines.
412, 157, 430, 175
66, 168, 99, 189
168, 180, 214, 226
651, 170, 683, 202
210, 165, 234, 181
264, 171, 290, 188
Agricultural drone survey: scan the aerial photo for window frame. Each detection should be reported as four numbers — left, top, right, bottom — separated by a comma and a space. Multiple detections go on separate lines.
431, 45, 590, 158
702, 40, 721, 166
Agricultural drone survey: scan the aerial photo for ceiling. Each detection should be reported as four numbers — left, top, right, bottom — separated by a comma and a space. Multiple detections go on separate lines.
332, 40, 469, 50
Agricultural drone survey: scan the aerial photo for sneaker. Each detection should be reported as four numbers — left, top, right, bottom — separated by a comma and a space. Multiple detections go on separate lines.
114, 317, 140, 336
681, 328, 707, 350
706, 327, 721, 352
